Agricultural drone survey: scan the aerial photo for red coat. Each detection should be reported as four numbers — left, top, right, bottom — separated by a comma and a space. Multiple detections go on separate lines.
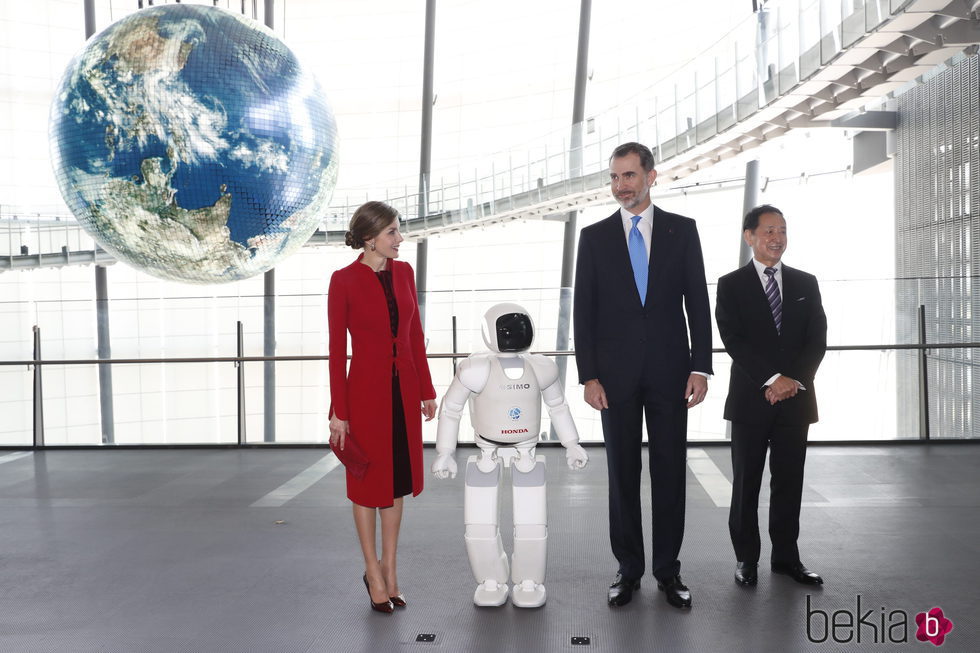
328, 256, 436, 507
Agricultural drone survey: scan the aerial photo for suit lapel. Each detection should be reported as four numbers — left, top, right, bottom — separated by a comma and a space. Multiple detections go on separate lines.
600, 211, 644, 305
779, 265, 799, 333
648, 206, 668, 303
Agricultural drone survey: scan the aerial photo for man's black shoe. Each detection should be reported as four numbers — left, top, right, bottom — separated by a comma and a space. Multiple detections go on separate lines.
734, 562, 758, 586
771, 562, 823, 585
656, 575, 692, 608
607, 574, 640, 607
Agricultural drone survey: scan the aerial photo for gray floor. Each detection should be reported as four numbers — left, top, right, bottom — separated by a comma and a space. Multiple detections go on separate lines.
0, 444, 977, 653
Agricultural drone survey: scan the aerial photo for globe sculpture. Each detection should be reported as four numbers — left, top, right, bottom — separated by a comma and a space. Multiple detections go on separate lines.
49, 5, 338, 284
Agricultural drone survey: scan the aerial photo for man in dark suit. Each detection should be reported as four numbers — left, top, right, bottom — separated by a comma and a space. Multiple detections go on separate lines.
715, 204, 827, 588
573, 142, 712, 609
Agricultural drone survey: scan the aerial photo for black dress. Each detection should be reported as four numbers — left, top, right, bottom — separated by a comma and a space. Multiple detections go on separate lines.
376, 269, 412, 499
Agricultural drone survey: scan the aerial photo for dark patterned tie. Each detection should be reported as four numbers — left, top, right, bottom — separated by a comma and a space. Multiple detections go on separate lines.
764, 266, 782, 334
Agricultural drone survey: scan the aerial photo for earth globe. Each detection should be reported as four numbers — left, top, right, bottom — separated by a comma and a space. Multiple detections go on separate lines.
49, 4, 338, 284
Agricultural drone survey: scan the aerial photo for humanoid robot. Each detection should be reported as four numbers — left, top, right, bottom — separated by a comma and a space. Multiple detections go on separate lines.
433, 303, 588, 608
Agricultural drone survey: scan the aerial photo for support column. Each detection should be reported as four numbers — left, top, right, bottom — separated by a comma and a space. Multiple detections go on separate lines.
263, 0, 276, 442
554, 0, 592, 434
85, 0, 115, 445
84, 0, 95, 36
264, 0, 274, 29
739, 159, 760, 266
415, 0, 436, 327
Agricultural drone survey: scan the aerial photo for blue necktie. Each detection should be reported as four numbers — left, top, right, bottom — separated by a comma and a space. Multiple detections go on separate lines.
628, 215, 648, 306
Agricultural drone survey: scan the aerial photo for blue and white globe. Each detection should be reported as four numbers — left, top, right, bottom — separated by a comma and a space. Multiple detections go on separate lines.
49, 5, 338, 284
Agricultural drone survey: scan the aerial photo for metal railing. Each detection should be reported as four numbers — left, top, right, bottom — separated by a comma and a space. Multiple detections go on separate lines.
4, 323, 977, 447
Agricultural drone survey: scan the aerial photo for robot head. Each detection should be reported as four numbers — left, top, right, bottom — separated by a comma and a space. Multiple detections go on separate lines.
481, 303, 534, 353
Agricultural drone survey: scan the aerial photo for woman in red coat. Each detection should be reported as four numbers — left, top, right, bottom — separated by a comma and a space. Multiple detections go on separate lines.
328, 201, 437, 613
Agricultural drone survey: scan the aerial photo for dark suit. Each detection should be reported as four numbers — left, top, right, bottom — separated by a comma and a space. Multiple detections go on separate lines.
574, 206, 712, 581
715, 262, 826, 565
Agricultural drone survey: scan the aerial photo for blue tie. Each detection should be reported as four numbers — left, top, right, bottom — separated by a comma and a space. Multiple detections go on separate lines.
628, 215, 648, 306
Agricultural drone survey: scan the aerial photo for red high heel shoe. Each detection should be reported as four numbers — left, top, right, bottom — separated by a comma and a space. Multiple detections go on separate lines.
363, 574, 393, 613
378, 560, 406, 607
389, 593, 407, 608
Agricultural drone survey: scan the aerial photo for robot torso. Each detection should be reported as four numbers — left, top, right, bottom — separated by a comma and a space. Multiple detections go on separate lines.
469, 355, 541, 446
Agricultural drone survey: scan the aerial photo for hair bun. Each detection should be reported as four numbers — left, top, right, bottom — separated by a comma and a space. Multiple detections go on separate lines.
344, 230, 357, 248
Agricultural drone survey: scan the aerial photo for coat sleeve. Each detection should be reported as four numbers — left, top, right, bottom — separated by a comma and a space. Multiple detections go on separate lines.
327, 270, 351, 420
405, 263, 436, 401
783, 274, 827, 383
573, 230, 598, 384
683, 220, 714, 375
715, 273, 779, 387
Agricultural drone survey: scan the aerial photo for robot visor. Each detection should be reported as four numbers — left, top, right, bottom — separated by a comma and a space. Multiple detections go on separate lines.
495, 313, 533, 352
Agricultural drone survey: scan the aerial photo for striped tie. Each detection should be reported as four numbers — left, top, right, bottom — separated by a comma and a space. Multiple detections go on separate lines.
764, 266, 782, 334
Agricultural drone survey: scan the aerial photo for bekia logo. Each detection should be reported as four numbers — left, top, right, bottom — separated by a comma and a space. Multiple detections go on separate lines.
807, 595, 954, 646
915, 607, 954, 647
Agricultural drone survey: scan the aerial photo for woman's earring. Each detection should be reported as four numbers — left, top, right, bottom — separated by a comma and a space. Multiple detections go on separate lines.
369, 242, 376, 251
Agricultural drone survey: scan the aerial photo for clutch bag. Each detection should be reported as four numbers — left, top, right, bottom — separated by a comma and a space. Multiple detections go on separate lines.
332, 432, 369, 480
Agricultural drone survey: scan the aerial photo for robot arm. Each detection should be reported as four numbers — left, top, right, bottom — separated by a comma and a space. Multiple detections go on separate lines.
433, 378, 468, 479
433, 356, 490, 479
528, 356, 589, 470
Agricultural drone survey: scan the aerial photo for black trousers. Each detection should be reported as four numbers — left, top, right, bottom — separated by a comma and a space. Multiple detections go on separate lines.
728, 419, 809, 565
601, 385, 688, 582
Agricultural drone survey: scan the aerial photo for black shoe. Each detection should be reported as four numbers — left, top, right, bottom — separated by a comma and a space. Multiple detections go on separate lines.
656, 575, 692, 609
734, 562, 758, 586
771, 562, 823, 585
607, 573, 640, 607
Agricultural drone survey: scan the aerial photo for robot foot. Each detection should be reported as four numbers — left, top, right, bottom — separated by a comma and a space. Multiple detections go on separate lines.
511, 579, 546, 608
473, 580, 509, 607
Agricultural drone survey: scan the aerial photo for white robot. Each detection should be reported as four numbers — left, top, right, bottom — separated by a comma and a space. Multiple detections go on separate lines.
432, 303, 588, 608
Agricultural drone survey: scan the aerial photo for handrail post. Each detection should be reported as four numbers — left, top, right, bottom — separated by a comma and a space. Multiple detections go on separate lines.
917, 304, 930, 440
451, 315, 458, 376
96, 265, 114, 444
32, 325, 44, 447
237, 321, 246, 445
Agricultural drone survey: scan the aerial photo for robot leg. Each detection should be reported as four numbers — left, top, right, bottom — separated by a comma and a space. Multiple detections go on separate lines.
464, 454, 509, 607
510, 454, 548, 608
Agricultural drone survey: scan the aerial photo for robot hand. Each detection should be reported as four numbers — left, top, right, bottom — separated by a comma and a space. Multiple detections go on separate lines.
432, 453, 458, 479
564, 444, 589, 470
